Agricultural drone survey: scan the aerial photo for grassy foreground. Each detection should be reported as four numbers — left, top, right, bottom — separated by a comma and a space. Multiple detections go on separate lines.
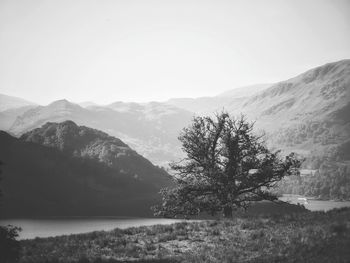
20, 208, 350, 263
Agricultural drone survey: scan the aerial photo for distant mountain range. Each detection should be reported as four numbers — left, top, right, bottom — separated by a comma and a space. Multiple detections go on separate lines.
4, 100, 194, 166
0, 59, 349, 215
0, 94, 37, 112
1, 59, 349, 166
0, 121, 171, 217
166, 83, 271, 114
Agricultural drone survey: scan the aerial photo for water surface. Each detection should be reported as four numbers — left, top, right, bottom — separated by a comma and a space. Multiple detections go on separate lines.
280, 194, 350, 211
0, 218, 183, 240
2, 196, 350, 240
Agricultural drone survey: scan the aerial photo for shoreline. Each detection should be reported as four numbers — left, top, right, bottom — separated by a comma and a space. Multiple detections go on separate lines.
18, 208, 350, 263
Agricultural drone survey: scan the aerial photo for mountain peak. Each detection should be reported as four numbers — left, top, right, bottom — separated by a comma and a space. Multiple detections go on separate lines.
21, 120, 128, 154
42, 120, 78, 130
19, 121, 170, 188
47, 99, 81, 109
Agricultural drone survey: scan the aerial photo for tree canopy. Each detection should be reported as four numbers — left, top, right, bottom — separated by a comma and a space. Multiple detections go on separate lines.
153, 112, 301, 218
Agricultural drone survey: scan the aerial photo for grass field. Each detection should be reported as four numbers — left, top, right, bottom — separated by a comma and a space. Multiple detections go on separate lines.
19, 207, 350, 263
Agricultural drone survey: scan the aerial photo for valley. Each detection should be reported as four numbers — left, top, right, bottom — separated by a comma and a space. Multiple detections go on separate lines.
0, 60, 349, 219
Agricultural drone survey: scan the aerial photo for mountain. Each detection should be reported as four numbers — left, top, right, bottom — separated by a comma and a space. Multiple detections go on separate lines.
165, 84, 272, 114
0, 122, 171, 217
20, 120, 170, 187
169, 60, 350, 158
165, 60, 350, 199
9, 99, 92, 134
166, 96, 234, 114
0, 94, 37, 111
78, 101, 100, 108
4, 60, 350, 166
0, 94, 37, 130
217, 83, 272, 98
229, 60, 350, 155
9, 100, 194, 165
0, 105, 35, 131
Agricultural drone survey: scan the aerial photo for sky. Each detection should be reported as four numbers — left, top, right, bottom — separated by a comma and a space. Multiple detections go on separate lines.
0, 0, 349, 105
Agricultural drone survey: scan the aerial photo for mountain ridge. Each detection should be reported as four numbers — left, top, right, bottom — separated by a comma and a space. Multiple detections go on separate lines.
0, 121, 172, 217
1, 59, 349, 165
20, 120, 171, 187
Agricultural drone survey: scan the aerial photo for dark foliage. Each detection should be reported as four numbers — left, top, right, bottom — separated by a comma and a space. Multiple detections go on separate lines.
0, 129, 170, 217
0, 225, 22, 263
277, 161, 350, 200
153, 113, 301, 218
0, 161, 22, 263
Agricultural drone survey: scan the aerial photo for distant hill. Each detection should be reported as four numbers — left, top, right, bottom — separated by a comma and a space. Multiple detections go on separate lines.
165, 84, 271, 114
217, 83, 272, 98
235, 60, 350, 157
20, 120, 170, 187
8, 100, 194, 165
0, 122, 171, 217
0, 94, 37, 111
2, 59, 349, 168
0, 105, 35, 131
77, 101, 100, 108
168, 60, 350, 159
166, 96, 235, 114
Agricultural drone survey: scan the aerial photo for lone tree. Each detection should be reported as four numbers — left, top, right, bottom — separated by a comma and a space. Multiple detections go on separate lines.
153, 112, 301, 218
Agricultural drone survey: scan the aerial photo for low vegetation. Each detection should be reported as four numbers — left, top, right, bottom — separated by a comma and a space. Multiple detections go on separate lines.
276, 145, 350, 200
19, 207, 350, 263
277, 162, 350, 200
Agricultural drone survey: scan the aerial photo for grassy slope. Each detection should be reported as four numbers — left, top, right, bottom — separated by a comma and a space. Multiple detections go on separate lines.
19, 208, 350, 263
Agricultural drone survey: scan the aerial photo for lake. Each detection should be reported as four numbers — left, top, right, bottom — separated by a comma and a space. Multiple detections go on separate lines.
279, 194, 350, 211
0, 218, 184, 240
2, 196, 350, 240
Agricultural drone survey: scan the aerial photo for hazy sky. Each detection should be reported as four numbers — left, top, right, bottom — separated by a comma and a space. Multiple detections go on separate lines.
0, 0, 349, 104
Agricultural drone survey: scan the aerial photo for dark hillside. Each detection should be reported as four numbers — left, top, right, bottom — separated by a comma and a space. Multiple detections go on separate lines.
0, 126, 171, 217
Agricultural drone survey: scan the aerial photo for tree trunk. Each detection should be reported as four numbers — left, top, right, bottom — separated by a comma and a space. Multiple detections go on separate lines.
223, 206, 233, 218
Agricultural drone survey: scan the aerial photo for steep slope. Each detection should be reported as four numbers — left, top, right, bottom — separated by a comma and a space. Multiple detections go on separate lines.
0, 122, 171, 217
169, 60, 350, 157
233, 60, 350, 156
235, 60, 350, 127
20, 121, 170, 187
9, 100, 194, 165
0, 94, 37, 111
